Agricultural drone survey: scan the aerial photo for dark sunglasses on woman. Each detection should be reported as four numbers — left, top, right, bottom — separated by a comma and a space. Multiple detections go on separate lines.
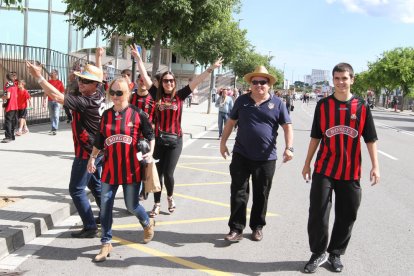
109, 89, 124, 96
162, 79, 175, 84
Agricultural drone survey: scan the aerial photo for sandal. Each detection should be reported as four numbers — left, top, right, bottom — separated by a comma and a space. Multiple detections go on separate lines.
149, 203, 160, 218
167, 196, 176, 213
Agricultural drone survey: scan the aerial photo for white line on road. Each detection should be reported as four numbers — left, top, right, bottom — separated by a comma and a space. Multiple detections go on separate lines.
375, 122, 414, 137
378, 150, 398, 160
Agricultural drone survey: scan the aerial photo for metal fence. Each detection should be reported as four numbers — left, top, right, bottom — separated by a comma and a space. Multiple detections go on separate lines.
0, 43, 117, 128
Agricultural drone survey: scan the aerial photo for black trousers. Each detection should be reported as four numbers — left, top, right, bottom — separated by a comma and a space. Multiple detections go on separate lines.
4, 110, 17, 140
228, 152, 276, 232
153, 137, 183, 203
308, 173, 362, 255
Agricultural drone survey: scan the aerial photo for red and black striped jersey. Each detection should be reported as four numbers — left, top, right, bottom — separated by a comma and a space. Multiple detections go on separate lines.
154, 85, 192, 136
130, 92, 155, 124
311, 94, 377, 180
94, 105, 155, 185
64, 90, 106, 159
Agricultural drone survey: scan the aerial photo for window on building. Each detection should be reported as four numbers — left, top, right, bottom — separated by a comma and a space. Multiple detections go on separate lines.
28, 0, 49, 10
51, 13, 69, 53
27, 11, 48, 48
0, 9, 24, 45
52, 0, 67, 12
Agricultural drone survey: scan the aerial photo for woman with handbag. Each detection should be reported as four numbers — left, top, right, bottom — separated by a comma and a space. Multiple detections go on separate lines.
150, 57, 224, 217
87, 77, 155, 262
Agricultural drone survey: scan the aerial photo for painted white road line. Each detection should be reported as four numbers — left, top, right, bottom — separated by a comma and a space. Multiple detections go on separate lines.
375, 122, 414, 137
378, 150, 398, 160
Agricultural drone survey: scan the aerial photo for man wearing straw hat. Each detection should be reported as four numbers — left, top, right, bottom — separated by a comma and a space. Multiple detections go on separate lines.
26, 59, 106, 239
220, 65, 294, 242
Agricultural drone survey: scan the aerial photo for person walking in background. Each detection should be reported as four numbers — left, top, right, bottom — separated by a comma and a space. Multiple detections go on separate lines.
1, 72, 18, 143
302, 63, 380, 273
215, 87, 233, 139
220, 66, 294, 242
87, 78, 156, 262
211, 87, 217, 103
149, 57, 223, 217
43, 69, 64, 135
26, 48, 106, 239
15, 80, 31, 136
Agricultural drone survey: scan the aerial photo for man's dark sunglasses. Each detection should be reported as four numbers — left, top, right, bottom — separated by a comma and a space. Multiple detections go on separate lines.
251, 80, 268, 85
78, 78, 96, 84
109, 89, 124, 97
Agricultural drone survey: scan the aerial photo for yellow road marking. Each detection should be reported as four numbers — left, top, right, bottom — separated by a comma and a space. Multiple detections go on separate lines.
113, 216, 231, 229
175, 181, 230, 187
179, 161, 230, 165
177, 165, 229, 175
112, 236, 232, 276
180, 155, 225, 160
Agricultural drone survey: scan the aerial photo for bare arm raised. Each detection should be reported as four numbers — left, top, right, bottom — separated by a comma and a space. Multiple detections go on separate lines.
189, 57, 223, 92
26, 61, 65, 105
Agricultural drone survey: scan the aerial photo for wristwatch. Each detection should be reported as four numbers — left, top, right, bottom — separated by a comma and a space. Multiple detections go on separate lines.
286, 147, 294, 153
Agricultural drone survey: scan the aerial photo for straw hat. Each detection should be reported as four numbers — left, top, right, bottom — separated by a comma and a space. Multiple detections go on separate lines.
243, 66, 276, 86
74, 64, 103, 83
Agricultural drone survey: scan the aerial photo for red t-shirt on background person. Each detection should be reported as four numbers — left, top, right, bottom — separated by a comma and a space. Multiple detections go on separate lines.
3, 81, 18, 112
17, 88, 31, 110
47, 79, 65, 101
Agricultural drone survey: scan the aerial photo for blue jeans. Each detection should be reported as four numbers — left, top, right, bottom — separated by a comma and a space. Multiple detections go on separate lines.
69, 156, 102, 230
100, 182, 149, 244
48, 101, 60, 131
218, 111, 229, 137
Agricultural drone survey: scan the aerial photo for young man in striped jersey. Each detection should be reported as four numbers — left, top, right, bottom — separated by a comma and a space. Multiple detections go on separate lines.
302, 63, 380, 273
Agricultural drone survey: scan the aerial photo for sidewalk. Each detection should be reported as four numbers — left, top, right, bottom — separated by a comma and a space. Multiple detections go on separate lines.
374, 105, 414, 116
0, 100, 218, 259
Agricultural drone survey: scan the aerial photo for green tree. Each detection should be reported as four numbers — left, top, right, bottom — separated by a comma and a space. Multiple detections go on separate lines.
232, 48, 282, 88
368, 47, 414, 109
64, 0, 240, 75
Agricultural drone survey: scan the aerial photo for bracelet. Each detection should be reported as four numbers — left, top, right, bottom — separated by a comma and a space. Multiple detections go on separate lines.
90, 154, 98, 159
37, 76, 45, 84
207, 68, 213, 73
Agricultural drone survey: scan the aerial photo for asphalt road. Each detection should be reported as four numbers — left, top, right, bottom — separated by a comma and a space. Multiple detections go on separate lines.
5, 100, 414, 275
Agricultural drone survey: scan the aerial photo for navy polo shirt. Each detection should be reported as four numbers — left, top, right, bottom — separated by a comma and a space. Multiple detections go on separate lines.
230, 93, 291, 161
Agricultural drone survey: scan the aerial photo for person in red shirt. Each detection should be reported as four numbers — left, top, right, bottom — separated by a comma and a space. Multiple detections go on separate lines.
148, 57, 223, 217
87, 77, 155, 262
2, 72, 19, 143
15, 80, 32, 136
43, 69, 64, 135
302, 63, 380, 273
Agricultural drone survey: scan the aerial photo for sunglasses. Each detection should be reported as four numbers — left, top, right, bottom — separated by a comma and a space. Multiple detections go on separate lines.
78, 78, 95, 84
162, 79, 175, 84
109, 89, 124, 96
251, 80, 268, 86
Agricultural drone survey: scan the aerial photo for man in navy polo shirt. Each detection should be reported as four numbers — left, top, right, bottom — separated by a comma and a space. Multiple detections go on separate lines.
220, 66, 294, 242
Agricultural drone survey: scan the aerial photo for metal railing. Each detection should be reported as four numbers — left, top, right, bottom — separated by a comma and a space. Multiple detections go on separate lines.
0, 43, 120, 128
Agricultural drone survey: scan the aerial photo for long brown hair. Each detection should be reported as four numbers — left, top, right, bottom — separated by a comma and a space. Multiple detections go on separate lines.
156, 71, 177, 104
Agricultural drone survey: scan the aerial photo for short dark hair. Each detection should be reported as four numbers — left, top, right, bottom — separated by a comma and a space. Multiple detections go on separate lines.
332, 63, 354, 78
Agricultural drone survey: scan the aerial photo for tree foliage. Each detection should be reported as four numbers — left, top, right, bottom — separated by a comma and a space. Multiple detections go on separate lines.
231, 48, 283, 87
64, 0, 240, 75
172, 20, 248, 68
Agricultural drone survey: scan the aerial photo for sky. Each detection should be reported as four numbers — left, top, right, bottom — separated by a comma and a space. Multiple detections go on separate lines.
237, 0, 414, 83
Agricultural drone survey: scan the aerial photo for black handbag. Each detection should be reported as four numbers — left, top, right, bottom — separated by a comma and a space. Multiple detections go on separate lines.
290, 105, 294, 111
156, 129, 178, 148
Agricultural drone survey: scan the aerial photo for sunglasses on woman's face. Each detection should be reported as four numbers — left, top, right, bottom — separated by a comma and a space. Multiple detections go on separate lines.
78, 78, 95, 84
162, 79, 175, 84
109, 89, 124, 96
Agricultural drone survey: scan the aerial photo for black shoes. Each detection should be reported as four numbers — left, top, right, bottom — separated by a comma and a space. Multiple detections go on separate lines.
304, 252, 328, 273
71, 228, 98, 238
1, 138, 12, 143
328, 253, 343, 272
251, 229, 263, 241
225, 230, 243, 242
